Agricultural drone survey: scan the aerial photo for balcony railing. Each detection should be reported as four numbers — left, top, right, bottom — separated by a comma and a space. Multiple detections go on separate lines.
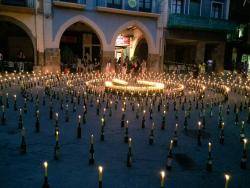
168, 14, 238, 32
0, 0, 35, 8
96, 0, 160, 14
53, 0, 86, 4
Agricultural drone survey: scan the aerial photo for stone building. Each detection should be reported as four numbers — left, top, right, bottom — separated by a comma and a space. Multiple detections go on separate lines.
164, 0, 237, 72
0, 0, 165, 72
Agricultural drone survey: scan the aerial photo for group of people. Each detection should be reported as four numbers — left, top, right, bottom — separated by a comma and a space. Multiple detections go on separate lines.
62, 53, 101, 73
108, 56, 147, 75
0, 50, 27, 72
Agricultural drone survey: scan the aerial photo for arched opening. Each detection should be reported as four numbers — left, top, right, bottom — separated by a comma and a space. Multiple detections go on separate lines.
113, 26, 149, 73
59, 22, 102, 73
134, 38, 148, 61
0, 21, 34, 72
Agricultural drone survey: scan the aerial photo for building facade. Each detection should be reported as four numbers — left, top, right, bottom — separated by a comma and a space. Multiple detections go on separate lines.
164, 0, 237, 71
0, 0, 166, 72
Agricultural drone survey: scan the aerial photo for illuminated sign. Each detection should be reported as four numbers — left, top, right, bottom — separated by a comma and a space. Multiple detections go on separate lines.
115, 35, 130, 47
128, 0, 137, 8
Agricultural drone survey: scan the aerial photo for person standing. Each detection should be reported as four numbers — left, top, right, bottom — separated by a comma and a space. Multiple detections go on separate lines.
0, 52, 3, 72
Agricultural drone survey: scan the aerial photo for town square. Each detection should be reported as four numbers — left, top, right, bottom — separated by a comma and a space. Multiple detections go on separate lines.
0, 0, 250, 188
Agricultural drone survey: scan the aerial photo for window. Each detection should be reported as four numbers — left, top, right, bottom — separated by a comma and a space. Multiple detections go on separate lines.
171, 0, 184, 14
107, 0, 122, 9
189, 0, 200, 16
139, 0, 152, 12
211, 2, 223, 19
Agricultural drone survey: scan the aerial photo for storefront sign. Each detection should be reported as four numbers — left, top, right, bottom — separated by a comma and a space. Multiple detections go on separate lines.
115, 35, 130, 47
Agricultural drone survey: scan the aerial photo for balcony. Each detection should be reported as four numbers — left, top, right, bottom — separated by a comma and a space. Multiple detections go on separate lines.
0, 0, 35, 13
53, 0, 86, 10
96, 0, 160, 18
168, 14, 238, 32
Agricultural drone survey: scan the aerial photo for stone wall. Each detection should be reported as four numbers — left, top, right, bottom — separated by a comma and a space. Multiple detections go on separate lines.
195, 42, 205, 64
148, 54, 160, 71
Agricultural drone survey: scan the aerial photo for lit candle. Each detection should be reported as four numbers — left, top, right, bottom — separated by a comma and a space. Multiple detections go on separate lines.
91, 134, 94, 144
78, 115, 81, 124
128, 138, 132, 148
224, 174, 230, 188
198, 121, 201, 130
98, 166, 103, 182
243, 138, 247, 150
208, 142, 212, 153
55, 130, 59, 142
160, 170, 165, 188
55, 113, 58, 121
44, 161, 48, 177
169, 139, 173, 150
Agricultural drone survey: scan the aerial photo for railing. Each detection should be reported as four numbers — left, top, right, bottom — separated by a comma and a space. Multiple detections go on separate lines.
0, 0, 35, 8
96, 0, 160, 14
53, 0, 86, 4
168, 14, 237, 32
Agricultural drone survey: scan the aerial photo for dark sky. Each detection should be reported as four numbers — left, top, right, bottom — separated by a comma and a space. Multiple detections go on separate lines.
230, 0, 250, 23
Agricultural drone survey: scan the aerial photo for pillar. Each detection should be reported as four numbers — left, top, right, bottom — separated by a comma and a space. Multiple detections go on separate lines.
102, 51, 115, 71
212, 42, 225, 72
148, 53, 160, 72
43, 48, 61, 73
195, 41, 205, 64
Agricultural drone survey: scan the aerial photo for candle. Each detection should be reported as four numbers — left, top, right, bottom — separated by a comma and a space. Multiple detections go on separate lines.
98, 166, 103, 182
56, 130, 59, 141
169, 139, 173, 150
101, 117, 104, 126
208, 142, 212, 153
198, 121, 201, 129
55, 113, 58, 121
160, 170, 165, 187
78, 115, 81, 124
243, 138, 247, 150
128, 138, 132, 147
224, 174, 230, 188
44, 161, 48, 177
91, 134, 94, 144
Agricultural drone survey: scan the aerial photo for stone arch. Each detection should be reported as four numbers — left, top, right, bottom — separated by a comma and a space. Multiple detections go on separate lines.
111, 20, 156, 54
53, 15, 108, 50
0, 15, 37, 65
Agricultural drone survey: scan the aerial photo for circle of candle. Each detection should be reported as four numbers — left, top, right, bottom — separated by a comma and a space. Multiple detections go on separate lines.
44, 161, 48, 177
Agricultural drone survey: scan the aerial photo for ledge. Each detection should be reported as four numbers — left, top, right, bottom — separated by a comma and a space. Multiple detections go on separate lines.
53, 1, 85, 10
96, 6, 159, 18
0, 4, 35, 14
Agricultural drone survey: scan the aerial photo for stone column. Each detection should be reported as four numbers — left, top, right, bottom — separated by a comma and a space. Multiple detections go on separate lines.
102, 51, 115, 71
148, 54, 160, 72
212, 42, 225, 72
43, 48, 61, 73
195, 41, 205, 64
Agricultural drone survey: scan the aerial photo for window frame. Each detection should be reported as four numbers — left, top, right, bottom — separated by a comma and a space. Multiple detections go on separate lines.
210, 1, 224, 19
139, 0, 152, 12
107, 0, 122, 9
171, 0, 185, 14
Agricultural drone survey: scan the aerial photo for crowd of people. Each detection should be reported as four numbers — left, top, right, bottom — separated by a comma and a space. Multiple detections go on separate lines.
0, 50, 31, 72
106, 56, 147, 75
